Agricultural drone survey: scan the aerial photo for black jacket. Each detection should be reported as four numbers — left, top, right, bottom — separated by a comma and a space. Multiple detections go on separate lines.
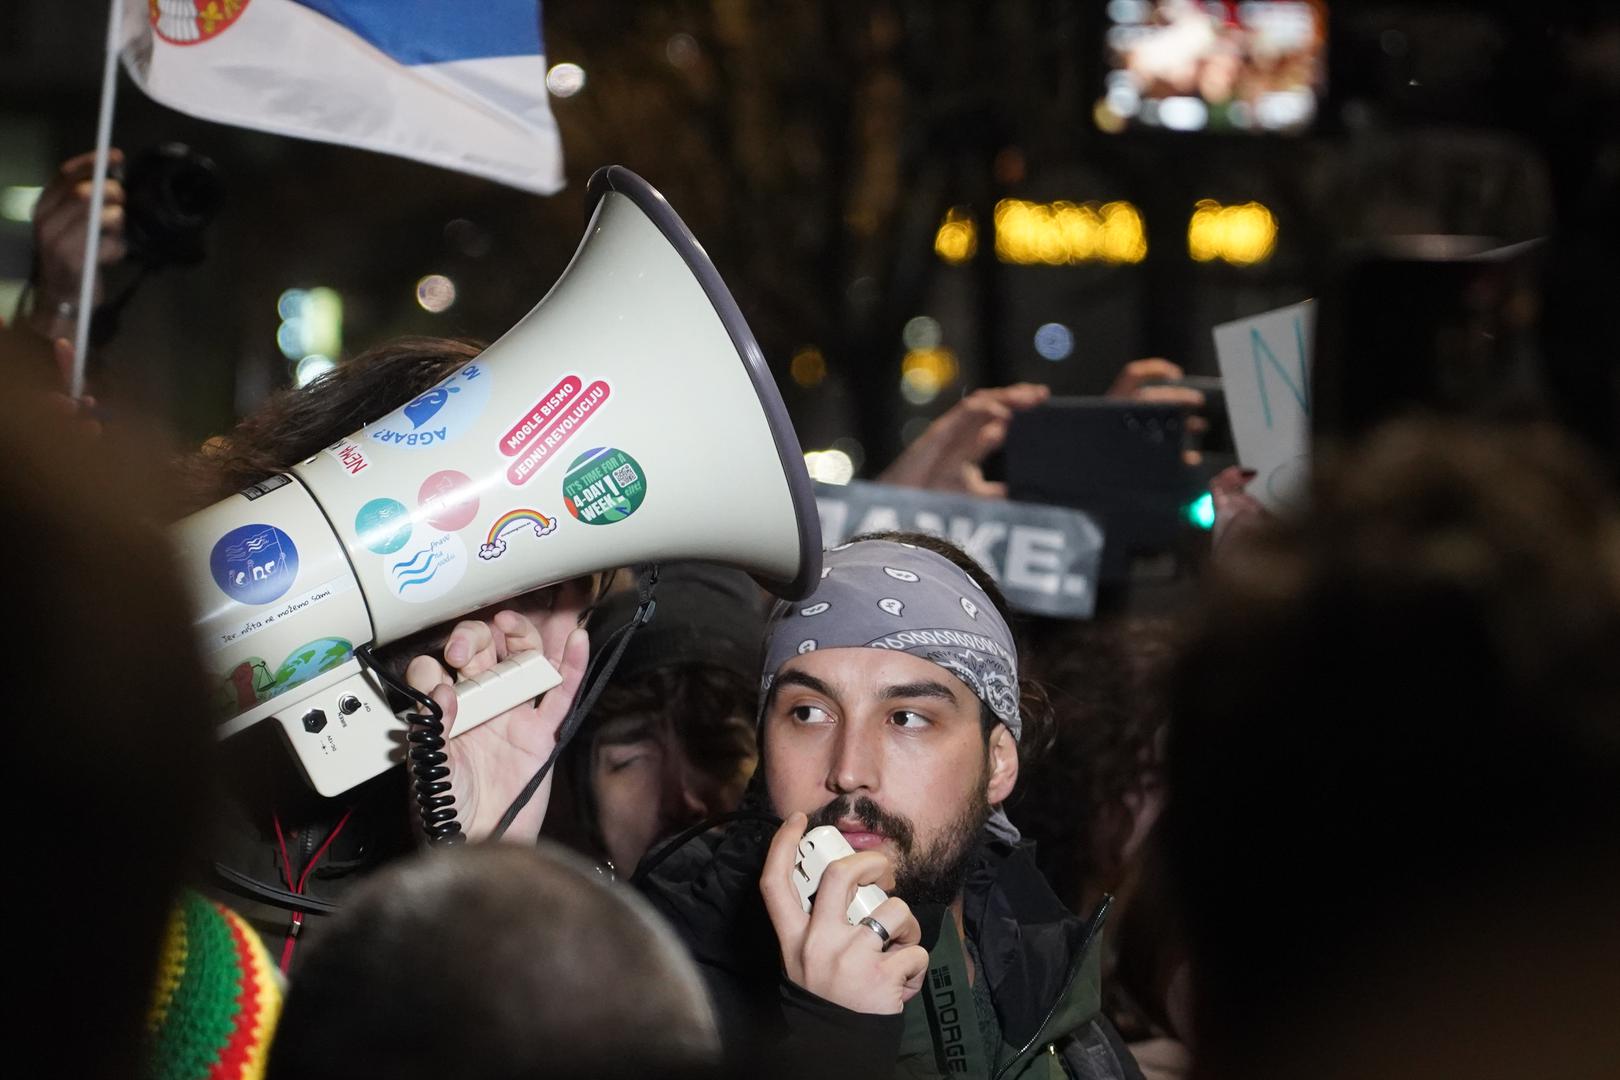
638, 818, 1143, 1080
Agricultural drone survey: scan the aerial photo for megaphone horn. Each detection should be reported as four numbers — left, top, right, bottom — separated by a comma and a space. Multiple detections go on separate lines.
174, 166, 822, 797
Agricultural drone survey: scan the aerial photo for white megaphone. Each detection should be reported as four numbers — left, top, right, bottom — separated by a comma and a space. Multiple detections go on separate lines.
173, 166, 822, 797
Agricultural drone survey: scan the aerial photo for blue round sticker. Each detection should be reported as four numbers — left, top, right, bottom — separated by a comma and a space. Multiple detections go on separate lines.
366, 363, 493, 450
355, 497, 413, 554
210, 524, 300, 606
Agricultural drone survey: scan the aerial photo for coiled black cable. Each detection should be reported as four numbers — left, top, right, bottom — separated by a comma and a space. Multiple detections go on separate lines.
355, 643, 465, 846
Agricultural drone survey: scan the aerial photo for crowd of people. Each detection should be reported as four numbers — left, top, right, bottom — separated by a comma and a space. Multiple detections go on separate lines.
8, 140, 1619, 1080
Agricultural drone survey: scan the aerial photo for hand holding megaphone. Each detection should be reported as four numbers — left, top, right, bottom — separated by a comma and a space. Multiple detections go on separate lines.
406, 605, 589, 842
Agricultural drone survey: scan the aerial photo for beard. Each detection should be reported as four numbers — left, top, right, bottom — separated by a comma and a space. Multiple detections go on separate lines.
806, 779, 991, 906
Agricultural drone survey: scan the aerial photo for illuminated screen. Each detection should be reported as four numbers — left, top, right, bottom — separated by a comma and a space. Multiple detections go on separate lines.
1098, 1, 1327, 135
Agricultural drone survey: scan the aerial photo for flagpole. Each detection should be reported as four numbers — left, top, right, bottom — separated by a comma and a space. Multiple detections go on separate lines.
71, 0, 125, 400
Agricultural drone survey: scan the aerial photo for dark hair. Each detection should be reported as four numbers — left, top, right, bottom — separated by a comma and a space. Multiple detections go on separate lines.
661, 667, 760, 783
1165, 420, 1620, 1075
848, 530, 1055, 755
176, 336, 482, 512
1011, 613, 1176, 909
267, 844, 720, 1080
556, 663, 760, 859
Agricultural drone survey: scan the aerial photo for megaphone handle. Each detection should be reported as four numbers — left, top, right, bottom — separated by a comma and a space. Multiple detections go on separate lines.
449, 650, 565, 737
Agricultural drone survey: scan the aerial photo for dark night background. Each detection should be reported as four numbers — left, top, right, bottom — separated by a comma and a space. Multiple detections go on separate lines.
1, 2, 1614, 478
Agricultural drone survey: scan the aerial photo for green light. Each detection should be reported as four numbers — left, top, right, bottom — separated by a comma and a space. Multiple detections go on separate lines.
1186, 491, 1216, 530
0, 186, 43, 222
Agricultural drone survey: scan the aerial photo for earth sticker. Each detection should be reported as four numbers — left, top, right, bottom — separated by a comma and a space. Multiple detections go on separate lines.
270, 637, 355, 696
562, 447, 647, 526
210, 636, 353, 723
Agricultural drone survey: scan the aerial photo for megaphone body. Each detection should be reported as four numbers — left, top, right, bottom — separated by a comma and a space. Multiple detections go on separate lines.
175, 167, 821, 797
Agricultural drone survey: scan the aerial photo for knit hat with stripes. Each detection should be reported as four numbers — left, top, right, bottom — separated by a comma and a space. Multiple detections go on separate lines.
144, 891, 282, 1080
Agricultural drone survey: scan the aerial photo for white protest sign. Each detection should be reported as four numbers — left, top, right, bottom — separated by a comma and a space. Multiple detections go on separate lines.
813, 480, 1104, 619
1213, 299, 1314, 511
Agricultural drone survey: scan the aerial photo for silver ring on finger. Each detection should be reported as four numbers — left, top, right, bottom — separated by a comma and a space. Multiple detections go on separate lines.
857, 915, 891, 947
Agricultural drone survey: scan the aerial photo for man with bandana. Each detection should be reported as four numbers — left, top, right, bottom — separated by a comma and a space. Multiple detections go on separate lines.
634, 533, 1143, 1080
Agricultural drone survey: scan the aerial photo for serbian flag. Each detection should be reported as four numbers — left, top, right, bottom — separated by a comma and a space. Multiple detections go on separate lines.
120, 0, 564, 194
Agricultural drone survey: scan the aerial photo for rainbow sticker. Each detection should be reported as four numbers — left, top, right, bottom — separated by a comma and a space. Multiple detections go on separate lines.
478, 509, 557, 561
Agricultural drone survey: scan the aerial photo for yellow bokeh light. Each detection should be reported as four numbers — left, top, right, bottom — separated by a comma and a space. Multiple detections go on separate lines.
902, 346, 958, 386
900, 346, 958, 405
900, 370, 940, 405
1092, 99, 1127, 135
790, 346, 827, 388
1187, 200, 1278, 266
992, 199, 1147, 265
934, 207, 978, 265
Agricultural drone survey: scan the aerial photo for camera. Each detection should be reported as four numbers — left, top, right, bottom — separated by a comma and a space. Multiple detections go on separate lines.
121, 142, 225, 268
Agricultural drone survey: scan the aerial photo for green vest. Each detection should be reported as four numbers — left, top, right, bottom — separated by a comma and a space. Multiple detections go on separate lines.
893, 913, 1105, 1080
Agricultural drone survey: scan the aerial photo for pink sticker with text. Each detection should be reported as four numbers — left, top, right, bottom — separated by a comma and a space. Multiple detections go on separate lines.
505, 379, 612, 487
501, 376, 582, 457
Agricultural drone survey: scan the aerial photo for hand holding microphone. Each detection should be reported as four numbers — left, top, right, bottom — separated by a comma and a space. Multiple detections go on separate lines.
760, 812, 929, 1016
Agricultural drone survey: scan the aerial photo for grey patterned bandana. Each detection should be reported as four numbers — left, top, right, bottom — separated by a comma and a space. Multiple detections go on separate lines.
761, 539, 1023, 844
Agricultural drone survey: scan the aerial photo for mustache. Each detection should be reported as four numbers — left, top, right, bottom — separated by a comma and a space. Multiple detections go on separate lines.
806, 794, 915, 853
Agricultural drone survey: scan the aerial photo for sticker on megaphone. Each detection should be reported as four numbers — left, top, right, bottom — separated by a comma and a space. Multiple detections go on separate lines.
367, 364, 492, 450
478, 509, 558, 560
386, 530, 468, 604
562, 447, 647, 525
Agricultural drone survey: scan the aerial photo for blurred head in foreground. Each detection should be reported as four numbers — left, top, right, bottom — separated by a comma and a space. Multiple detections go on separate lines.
268, 843, 721, 1080
1166, 419, 1620, 1078
4, 386, 214, 1077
